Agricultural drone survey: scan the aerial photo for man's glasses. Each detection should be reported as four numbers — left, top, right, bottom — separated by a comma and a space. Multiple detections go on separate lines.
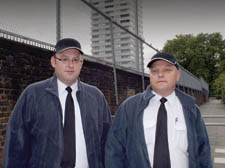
54, 56, 81, 64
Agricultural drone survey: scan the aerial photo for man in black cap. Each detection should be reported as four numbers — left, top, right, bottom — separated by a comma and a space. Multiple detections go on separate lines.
105, 52, 212, 168
3, 38, 112, 168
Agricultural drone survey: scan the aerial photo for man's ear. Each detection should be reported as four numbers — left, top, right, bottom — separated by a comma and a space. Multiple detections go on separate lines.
176, 70, 181, 82
50, 56, 55, 68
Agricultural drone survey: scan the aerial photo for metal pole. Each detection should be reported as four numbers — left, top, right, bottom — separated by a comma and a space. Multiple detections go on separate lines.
110, 21, 119, 105
135, 0, 140, 71
56, 0, 61, 41
140, 41, 145, 91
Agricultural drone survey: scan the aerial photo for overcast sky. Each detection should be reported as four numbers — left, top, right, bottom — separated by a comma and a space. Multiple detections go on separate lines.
0, 0, 225, 67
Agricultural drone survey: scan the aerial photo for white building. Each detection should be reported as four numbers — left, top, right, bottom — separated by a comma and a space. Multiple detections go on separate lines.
90, 0, 144, 71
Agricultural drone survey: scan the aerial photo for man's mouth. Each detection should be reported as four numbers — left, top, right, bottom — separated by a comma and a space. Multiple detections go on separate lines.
65, 71, 74, 73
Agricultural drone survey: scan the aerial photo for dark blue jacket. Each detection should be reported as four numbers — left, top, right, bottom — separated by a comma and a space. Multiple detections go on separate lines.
105, 86, 212, 168
3, 75, 112, 168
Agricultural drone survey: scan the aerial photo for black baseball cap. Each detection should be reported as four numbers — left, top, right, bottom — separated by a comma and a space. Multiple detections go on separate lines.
55, 38, 84, 54
147, 52, 179, 69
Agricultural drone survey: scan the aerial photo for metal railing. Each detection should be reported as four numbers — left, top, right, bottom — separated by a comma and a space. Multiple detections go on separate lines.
0, 28, 55, 51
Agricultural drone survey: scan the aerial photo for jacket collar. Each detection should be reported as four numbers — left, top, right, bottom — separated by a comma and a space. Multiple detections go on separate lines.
143, 85, 195, 103
175, 88, 195, 110
77, 78, 83, 92
143, 86, 195, 111
46, 73, 83, 97
142, 85, 155, 102
45, 74, 58, 97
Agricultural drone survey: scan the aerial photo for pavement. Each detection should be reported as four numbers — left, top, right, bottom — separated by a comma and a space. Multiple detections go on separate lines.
200, 97, 225, 168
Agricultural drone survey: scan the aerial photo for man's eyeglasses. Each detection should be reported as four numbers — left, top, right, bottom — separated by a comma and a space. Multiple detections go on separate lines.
54, 56, 81, 64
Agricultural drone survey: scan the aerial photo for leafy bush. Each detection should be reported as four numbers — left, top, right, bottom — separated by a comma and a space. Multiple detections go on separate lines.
222, 83, 225, 103
213, 72, 225, 103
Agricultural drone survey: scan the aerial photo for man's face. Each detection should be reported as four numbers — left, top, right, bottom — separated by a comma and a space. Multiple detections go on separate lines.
51, 48, 83, 86
149, 60, 180, 97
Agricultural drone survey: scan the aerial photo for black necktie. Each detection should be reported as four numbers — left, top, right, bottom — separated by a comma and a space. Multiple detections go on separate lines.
153, 97, 171, 168
61, 87, 76, 168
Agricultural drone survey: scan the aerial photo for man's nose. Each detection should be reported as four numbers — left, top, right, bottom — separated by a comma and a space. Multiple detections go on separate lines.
158, 70, 164, 77
67, 60, 75, 67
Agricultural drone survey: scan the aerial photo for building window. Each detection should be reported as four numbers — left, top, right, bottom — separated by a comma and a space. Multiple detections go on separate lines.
121, 55, 129, 58
105, 10, 113, 14
93, 46, 100, 50
92, 2, 99, 5
120, 14, 130, 18
105, 5, 114, 8
92, 29, 99, 33
92, 12, 99, 17
121, 49, 130, 53
92, 23, 99, 27
120, 3, 127, 6
92, 40, 99, 44
100, 23, 110, 27
121, 61, 131, 64
105, 51, 112, 54
121, 19, 130, 23
121, 32, 127, 35
93, 52, 99, 55
120, 8, 128, 12
121, 43, 129, 47
121, 37, 130, 41
93, 18, 99, 22
105, 0, 113, 3
106, 56, 112, 59
92, 35, 99, 38
105, 45, 111, 48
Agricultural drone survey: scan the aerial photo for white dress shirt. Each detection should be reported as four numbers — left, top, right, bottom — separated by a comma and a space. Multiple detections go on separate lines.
143, 91, 189, 168
58, 79, 89, 168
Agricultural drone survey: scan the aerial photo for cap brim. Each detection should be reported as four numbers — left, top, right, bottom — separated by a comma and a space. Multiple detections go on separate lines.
56, 47, 84, 55
147, 58, 178, 69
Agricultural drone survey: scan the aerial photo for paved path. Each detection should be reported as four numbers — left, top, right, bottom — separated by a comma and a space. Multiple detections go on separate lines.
200, 97, 225, 168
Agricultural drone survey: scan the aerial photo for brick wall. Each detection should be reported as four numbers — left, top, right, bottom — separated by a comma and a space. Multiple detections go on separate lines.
0, 38, 150, 166
0, 38, 55, 166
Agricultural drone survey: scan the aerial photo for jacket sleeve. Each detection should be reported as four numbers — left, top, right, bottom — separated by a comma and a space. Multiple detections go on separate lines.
195, 105, 213, 168
105, 104, 127, 168
3, 90, 31, 168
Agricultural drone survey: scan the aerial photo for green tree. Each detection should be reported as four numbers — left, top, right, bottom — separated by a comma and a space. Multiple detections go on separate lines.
163, 32, 225, 93
216, 38, 225, 74
213, 72, 225, 103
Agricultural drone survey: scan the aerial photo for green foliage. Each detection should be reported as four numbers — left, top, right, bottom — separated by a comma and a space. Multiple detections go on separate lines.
213, 72, 225, 103
222, 88, 225, 103
162, 32, 225, 94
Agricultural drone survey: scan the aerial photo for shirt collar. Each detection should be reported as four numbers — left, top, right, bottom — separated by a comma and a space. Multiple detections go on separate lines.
57, 79, 78, 95
151, 91, 161, 104
165, 91, 176, 106
151, 90, 176, 105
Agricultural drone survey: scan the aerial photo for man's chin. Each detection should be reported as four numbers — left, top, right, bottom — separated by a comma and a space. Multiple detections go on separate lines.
63, 78, 77, 85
